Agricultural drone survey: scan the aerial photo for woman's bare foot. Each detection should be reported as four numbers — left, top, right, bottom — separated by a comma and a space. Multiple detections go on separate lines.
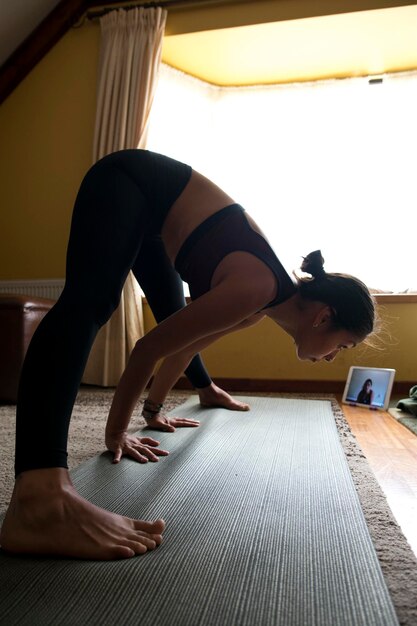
198, 383, 250, 411
0, 468, 165, 560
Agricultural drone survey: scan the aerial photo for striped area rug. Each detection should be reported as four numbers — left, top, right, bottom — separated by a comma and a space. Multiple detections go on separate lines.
0, 397, 399, 625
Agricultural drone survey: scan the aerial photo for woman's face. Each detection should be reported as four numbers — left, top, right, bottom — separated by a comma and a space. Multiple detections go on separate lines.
295, 308, 360, 363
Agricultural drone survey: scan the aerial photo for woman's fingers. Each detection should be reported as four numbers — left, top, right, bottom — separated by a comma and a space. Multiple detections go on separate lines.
133, 436, 169, 456
161, 422, 176, 433
140, 436, 161, 446
145, 418, 175, 433
127, 447, 152, 463
112, 436, 170, 463
149, 446, 170, 457
113, 417, 199, 463
146, 416, 199, 430
128, 439, 169, 462
170, 417, 200, 428
112, 445, 123, 464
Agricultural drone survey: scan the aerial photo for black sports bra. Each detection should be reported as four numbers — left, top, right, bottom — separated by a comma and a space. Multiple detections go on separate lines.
174, 204, 296, 308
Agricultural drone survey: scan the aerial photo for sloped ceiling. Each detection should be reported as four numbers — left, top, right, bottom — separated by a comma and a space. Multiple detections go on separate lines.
1, 0, 416, 104
0, 0, 62, 66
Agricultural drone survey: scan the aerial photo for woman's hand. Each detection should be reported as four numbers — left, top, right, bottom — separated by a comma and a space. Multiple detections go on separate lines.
105, 432, 169, 464
144, 412, 200, 433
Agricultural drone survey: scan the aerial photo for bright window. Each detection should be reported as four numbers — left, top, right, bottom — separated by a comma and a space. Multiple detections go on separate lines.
147, 64, 416, 293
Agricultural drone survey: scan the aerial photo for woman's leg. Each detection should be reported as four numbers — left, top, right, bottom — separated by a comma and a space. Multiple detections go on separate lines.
131, 235, 211, 389
1, 162, 164, 559
132, 236, 250, 412
15, 163, 148, 474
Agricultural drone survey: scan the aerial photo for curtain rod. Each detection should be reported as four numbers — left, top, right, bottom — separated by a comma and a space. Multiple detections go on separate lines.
84, 0, 246, 21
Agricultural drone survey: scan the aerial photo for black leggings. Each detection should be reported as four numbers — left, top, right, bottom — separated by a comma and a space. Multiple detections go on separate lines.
14, 160, 210, 475
132, 233, 210, 386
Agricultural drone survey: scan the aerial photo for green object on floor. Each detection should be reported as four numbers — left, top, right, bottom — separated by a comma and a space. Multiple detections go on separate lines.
396, 384, 417, 417
398, 415, 417, 437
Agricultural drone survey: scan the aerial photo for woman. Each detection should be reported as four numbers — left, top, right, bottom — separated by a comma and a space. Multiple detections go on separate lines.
0, 150, 376, 561
357, 379, 374, 405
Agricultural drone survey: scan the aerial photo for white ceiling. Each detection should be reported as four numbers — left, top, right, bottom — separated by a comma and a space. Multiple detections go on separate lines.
0, 0, 61, 66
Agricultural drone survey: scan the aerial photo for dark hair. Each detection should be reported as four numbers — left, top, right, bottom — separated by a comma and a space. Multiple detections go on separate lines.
295, 250, 376, 340
362, 379, 373, 390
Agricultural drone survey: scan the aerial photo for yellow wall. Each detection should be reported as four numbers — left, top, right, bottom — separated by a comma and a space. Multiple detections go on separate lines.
0, 22, 99, 279
0, 4, 415, 384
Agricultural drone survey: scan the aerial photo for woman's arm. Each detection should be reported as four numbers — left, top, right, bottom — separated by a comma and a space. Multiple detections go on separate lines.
138, 312, 266, 432
105, 280, 269, 440
147, 312, 266, 406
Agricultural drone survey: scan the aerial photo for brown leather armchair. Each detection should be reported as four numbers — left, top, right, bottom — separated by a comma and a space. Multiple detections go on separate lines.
0, 295, 54, 404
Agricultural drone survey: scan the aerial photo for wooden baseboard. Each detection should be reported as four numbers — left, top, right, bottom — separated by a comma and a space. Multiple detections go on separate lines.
173, 377, 414, 395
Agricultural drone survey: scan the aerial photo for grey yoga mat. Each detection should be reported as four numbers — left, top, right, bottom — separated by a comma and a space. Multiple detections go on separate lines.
0, 397, 399, 626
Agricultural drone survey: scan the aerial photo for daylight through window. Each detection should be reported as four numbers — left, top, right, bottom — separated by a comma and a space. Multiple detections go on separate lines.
147, 64, 417, 293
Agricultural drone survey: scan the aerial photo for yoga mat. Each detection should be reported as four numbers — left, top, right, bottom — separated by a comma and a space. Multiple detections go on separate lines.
0, 397, 399, 625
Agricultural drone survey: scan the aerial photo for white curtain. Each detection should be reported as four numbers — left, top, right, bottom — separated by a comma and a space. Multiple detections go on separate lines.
83, 7, 167, 386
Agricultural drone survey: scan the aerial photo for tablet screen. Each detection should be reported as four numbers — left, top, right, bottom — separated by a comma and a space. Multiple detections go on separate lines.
342, 367, 395, 410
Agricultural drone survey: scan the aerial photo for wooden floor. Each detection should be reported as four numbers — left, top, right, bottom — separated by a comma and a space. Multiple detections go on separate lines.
339, 397, 417, 558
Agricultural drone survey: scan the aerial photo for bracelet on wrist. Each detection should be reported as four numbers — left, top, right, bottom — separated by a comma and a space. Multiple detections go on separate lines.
142, 399, 163, 420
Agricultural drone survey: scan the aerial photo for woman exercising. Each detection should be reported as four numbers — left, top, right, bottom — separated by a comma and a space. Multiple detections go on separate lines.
0, 149, 376, 561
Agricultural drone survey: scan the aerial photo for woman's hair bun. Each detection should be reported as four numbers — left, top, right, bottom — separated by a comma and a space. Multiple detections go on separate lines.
300, 250, 326, 278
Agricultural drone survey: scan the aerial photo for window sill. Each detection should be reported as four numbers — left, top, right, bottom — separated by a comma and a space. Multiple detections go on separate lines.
374, 294, 417, 304
143, 294, 417, 305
